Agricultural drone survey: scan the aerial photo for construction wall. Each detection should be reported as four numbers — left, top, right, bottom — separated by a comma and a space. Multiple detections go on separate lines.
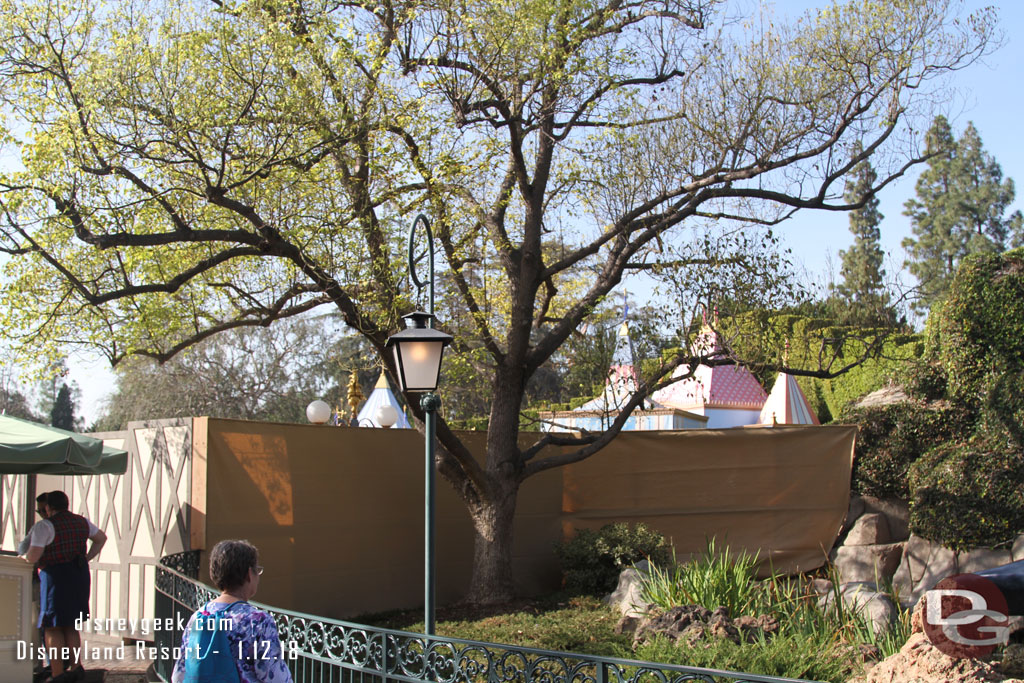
561, 425, 857, 575
198, 419, 564, 619
197, 420, 854, 616
3, 419, 855, 623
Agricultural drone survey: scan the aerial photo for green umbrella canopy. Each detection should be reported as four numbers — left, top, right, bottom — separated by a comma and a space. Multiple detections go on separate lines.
0, 414, 128, 475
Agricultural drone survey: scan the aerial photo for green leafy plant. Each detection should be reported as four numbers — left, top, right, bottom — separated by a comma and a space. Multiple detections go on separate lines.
842, 401, 973, 499
909, 434, 1024, 550
641, 539, 762, 616
555, 523, 673, 596
637, 539, 911, 680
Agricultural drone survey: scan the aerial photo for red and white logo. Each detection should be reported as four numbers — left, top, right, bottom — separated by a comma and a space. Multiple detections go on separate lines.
923, 573, 1010, 659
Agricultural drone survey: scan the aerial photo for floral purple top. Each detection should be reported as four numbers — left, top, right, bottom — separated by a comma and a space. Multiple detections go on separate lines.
171, 600, 294, 683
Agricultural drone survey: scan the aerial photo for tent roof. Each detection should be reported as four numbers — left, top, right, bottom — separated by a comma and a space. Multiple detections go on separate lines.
356, 374, 411, 428
653, 364, 768, 410
0, 415, 128, 475
758, 372, 820, 425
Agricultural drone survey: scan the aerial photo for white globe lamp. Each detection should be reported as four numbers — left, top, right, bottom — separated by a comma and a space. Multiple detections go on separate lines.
306, 400, 331, 425
375, 404, 399, 428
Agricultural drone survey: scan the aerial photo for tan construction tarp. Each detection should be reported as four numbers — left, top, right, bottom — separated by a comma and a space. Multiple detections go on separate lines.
561, 425, 857, 575
198, 419, 563, 618
195, 419, 854, 616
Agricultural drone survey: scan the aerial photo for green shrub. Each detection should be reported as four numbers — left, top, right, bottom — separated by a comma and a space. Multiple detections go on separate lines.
908, 434, 1024, 550
843, 402, 973, 499
898, 358, 948, 402
447, 416, 490, 430
933, 249, 1024, 410
555, 523, 673, 595
641, 539, 762, 616
721, 310, 923, 421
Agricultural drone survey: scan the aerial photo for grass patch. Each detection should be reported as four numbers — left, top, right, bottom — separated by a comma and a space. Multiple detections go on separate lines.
356, 543, 912, 683
359, 594, 630, 653
633, 631, 854, 682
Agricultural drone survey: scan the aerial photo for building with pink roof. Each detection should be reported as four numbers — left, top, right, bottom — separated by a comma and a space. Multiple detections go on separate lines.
539, 320, 708, 432
651, 325, 768, 429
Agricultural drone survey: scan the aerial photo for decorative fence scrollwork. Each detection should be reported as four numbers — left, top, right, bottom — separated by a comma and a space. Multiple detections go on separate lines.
153, 562, 816, 683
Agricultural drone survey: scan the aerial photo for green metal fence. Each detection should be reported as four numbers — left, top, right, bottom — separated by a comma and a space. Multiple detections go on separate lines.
153, 558, 818, 683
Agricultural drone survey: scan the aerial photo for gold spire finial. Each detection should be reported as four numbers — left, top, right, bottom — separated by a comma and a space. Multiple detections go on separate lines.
346, 372, 365, 416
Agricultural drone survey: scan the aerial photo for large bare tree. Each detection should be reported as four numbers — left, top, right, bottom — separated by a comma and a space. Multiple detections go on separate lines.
0, 0, 997, 602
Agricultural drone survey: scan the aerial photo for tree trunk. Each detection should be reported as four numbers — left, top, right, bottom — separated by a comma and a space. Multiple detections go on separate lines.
460, 364, 527, 604
463, 479, 520, 604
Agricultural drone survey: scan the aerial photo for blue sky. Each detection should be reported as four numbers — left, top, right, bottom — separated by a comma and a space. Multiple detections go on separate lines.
56, 1, 1024, 424
775, 0, 1024, 284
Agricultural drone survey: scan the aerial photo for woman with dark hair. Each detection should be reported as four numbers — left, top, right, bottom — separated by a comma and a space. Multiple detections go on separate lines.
171, 540, 293, 683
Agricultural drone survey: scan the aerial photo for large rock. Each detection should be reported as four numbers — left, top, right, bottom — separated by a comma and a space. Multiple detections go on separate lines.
845, 513, 892, 546
854, 385, 910, 409
958, 548, 1013, 575
850, 632, 1015, 683
842, 495, 867, 537
860, 495, 910, 541
606, 560, 652, 618
1013, 534, 1024, 562
820, 582, 896, 635
833, 543, 904, 584
893, 535, 957, 608
631, 605, 778, 647
893, 535, 1019, 609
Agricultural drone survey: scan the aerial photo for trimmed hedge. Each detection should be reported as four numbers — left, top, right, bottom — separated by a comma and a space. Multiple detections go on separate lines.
555, 522, 673, 595
908, 434, 1024, 550
842, 401, 972, 499
721, 310, 923, 421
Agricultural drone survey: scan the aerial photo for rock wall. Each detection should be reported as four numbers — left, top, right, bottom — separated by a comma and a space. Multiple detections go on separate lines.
833, 494, 1024, 609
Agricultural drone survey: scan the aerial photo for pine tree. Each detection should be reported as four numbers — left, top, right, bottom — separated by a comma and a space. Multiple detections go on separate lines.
838, 142, 887, 307
50, 383, 76, 431
955, 123, 1020, 250
903, 117, 1021, 310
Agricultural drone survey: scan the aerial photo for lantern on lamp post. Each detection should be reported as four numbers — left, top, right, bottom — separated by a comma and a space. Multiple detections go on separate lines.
384, 214, 452, 635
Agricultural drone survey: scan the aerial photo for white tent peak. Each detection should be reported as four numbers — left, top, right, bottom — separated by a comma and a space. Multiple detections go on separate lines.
759, 372, 820, 425
356, 372, 411, 428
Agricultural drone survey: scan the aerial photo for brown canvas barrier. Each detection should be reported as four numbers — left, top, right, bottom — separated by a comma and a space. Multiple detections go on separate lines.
192, 420, 853, 616
200, 419, 563, 618
561, 425, 857, 576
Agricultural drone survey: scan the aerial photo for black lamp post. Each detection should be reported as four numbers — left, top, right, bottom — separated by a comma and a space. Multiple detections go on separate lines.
384, 215, 452, 635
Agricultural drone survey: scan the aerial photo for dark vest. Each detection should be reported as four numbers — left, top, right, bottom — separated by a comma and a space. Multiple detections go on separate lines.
39, 510, 89, 568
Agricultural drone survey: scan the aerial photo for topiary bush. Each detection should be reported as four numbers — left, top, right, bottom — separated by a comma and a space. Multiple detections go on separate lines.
933, 249, 1024, 411
842, 402, 972, 499
555, 522, 673, 595
908, 434, 1024, 550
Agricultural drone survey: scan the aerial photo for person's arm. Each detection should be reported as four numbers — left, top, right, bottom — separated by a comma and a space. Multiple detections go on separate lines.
23, 520, 51, 564
86, 529, 107, 561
